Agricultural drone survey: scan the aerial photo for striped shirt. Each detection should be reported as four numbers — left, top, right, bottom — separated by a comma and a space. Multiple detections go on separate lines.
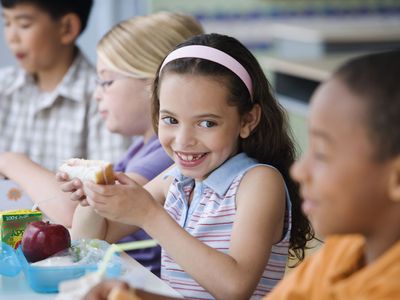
162, 153, 292, 299
0, 49, 131, 171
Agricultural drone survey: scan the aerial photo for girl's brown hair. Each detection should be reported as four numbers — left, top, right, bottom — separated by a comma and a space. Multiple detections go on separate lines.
152, 33, 315, 264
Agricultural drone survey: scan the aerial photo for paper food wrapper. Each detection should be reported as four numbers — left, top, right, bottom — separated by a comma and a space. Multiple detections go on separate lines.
56, 272, 103, 300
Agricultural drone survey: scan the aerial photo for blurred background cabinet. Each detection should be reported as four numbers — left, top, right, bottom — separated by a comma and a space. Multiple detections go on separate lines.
259, 52, 365, 155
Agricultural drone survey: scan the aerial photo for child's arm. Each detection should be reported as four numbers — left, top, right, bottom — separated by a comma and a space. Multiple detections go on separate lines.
85, 166, 285, 299
71, 170, 170, 243
70, 164, 177, 243
71, 204, 142, 241
0, 152, 78, 227
68, 172, 150, 240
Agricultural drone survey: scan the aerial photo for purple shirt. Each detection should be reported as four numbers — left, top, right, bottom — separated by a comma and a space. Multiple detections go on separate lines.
114, 135, 173, 277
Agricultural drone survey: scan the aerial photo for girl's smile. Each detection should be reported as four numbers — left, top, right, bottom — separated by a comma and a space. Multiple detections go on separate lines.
175, 151, 209, 168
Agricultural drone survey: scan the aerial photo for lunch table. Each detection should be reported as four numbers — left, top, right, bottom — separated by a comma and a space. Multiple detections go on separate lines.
0, 252, 182, 299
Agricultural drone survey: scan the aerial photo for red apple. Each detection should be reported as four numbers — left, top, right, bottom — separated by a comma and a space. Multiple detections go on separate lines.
21, 221, 71, 263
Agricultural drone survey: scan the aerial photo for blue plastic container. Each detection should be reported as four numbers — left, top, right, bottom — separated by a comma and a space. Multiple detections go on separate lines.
0, 242, 21, 277
0, 241, 121, 293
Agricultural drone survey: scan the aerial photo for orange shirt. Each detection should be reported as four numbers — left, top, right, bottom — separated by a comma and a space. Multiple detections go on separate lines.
264, 235, 400, 300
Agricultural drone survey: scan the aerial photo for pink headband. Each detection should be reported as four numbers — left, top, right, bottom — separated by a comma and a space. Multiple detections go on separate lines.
160, 45, 253, 100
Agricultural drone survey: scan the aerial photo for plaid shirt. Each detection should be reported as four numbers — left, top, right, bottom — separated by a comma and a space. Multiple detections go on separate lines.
0, 50, 131, 171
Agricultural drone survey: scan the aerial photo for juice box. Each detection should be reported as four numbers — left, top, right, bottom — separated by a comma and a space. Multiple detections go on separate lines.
0, 209, 42, 248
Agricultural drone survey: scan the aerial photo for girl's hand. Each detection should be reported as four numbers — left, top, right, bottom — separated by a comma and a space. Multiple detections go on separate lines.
83, 172, 159, 227
56, 171, 89, 206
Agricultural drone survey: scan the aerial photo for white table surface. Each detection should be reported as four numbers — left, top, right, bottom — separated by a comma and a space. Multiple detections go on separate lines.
0, 252, 182, 299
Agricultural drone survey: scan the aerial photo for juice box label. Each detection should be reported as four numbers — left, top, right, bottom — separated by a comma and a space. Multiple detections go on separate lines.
0, 209, 42, 248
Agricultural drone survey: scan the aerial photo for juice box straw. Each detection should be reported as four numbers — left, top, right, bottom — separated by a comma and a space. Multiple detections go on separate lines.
97, 239, 158, 276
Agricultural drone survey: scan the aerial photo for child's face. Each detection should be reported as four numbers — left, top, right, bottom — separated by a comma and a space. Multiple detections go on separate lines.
94, 59, 152, 138
2, 4, 66, 73
291, 78, 392, 237
158, 73, 246, 180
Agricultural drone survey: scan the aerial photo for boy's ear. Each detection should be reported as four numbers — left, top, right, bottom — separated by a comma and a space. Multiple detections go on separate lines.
388, 156, 400, 203
59, 13, 81, 45
240, 103, 261, 139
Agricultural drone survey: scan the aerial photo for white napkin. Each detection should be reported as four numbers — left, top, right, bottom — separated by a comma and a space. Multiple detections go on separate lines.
55, 272, 103, 300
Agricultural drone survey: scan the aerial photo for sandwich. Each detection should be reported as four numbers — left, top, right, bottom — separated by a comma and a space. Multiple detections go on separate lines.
59, 158, 115, 184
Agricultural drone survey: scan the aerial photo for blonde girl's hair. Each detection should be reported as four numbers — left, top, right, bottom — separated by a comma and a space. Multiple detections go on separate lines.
96, 11, 204, 78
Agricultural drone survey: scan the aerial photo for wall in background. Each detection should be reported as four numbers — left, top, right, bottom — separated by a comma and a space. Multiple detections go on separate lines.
150, 0, 400, 52
2, 0, 399, 67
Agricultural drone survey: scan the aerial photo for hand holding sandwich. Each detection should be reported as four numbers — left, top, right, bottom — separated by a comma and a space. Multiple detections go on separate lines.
82, 172, 160, 228
57, 158, 115, 206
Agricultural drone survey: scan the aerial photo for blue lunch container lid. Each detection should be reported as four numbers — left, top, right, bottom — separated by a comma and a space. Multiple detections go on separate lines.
0, 241, 21, 277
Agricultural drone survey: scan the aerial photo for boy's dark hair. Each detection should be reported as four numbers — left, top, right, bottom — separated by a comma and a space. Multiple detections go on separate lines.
1, 0, 93, 33
334, 50, 400, 161
152, 33, 315, 264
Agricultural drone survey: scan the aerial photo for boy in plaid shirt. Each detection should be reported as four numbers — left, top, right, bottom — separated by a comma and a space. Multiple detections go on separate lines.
0, 0, 130, 223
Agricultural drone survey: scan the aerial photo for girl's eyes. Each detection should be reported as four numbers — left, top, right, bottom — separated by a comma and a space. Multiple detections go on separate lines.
95, 78, 114, 91
199, 120, 216, 128
161, 116, 178, 125
160, 117, 216, 128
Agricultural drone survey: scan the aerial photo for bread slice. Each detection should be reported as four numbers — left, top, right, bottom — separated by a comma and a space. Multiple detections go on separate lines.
59, 158, 115, 184
108, 287, 141, 300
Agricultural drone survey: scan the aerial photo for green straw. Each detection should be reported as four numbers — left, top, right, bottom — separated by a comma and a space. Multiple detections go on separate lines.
97, 239, 158, 276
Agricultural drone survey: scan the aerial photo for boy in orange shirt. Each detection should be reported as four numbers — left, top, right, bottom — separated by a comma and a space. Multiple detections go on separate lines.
264, 49, 400, 300
84, 50, 400, 300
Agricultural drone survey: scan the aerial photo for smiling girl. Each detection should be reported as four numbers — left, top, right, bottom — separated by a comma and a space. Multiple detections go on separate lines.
73, 33, 313, 299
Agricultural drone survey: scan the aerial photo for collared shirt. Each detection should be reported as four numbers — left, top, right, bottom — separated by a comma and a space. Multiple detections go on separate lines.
162, 153, 291, 299
0, 50, 130, 171
264, 235, 400, 300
